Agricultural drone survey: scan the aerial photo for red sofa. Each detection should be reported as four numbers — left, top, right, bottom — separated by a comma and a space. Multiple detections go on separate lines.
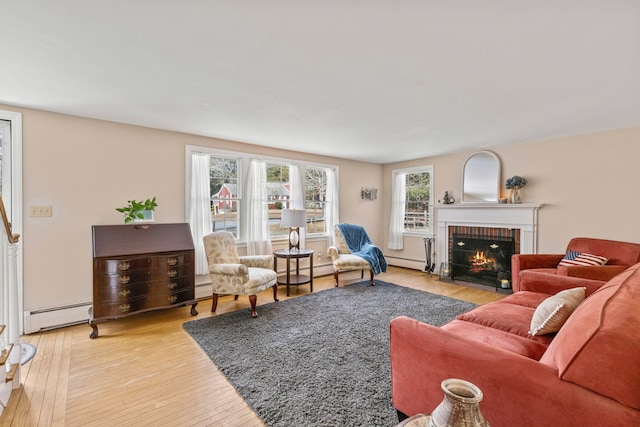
511, 237, 640, 291
390, 263, 640, 426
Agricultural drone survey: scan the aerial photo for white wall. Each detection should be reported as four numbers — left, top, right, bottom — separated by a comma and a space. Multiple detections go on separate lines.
5, 102, 639, 331
2, 104, 382, 329
382, 126, 640, 268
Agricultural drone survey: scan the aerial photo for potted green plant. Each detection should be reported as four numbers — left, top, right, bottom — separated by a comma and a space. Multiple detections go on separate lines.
116, 197, 158, 223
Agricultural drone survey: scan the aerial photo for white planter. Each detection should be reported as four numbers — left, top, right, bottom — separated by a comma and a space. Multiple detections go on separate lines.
134, 210, 155, 223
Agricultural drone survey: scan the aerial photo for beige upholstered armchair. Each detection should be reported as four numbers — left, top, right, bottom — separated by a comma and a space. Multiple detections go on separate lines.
203, 231, 278, 318
328, 224, 383, 286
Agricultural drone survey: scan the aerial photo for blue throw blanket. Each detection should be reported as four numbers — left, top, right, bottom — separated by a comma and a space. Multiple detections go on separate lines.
337, 223, 388, 275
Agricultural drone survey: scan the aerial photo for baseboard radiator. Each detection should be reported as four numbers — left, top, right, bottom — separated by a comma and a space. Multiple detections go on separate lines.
385, 256, 426, 272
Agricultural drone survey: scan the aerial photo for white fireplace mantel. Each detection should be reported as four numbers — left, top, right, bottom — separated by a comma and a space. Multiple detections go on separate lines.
436, 203, 543, 267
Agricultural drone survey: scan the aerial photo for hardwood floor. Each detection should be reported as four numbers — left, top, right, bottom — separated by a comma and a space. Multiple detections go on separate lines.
0, 266, 504, 427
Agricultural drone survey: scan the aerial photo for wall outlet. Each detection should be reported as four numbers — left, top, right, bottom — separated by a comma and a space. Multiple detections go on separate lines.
30, 205, 53, 217
317, 251, 322, 260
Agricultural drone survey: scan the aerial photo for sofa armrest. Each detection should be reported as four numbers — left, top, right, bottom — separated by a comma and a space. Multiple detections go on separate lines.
519, 270, 605, 296
389, 316, 637, 426
558, 264, 628, 282
513, 253, 565, 270
511, 253, 565, 290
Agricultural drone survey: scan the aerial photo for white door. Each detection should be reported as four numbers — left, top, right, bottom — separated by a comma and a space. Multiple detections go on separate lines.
0, 110, 23, 335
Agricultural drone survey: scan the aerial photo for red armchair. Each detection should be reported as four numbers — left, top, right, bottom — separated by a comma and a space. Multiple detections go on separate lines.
511, 237, 640, 291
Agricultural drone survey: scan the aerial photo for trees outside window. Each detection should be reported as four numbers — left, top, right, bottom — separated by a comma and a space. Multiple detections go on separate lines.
305, 167, 328, 234
404, 170, 432, 233
266, 163, 290, 238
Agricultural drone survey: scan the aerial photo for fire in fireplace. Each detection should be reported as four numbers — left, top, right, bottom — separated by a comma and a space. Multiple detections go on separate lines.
451, 231, 516, 287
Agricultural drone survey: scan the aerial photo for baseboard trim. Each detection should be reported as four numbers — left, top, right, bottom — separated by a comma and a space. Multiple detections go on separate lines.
386, 257, 426, 271
24, 303, 92, 333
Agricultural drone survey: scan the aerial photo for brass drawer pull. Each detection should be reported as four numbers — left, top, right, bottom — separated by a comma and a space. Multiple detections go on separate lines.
119, 262, 131, 271
119, 289, 131, 297
167, 258, 178, 266
168, 295, 177, 303
167, 282, 177, 290
119, 304, 131, 312
168, 270, 177, 278
120, 276, 130, 285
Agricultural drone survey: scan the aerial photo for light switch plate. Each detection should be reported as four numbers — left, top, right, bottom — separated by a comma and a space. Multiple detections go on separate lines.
30, 206, 53, 217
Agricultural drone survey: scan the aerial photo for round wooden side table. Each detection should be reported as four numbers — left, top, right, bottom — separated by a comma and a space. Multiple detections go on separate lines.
273, 248, 314, 296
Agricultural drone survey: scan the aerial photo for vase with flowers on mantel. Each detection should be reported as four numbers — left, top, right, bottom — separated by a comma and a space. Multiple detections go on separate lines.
505, 175, 527, 204
509, 187, 522, 204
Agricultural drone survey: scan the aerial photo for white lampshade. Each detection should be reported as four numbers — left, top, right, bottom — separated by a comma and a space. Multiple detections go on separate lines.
280, 209, 307, 228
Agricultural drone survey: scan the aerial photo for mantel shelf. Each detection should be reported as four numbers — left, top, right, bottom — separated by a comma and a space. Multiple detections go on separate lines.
437, 203, 543, 209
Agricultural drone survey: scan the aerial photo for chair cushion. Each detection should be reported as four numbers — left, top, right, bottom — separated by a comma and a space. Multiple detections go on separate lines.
211, 267, 276, 294
456, 297, 552, 346
442, 319, 550, 360
333, 254, 371, 270
244, 267, 278, 294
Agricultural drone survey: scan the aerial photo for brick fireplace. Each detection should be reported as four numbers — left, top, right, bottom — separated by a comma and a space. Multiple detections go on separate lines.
436, 203, 542, 287
450, 226, 518, 286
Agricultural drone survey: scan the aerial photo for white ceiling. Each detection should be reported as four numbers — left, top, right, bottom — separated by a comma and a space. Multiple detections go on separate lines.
2, 1, 639, 163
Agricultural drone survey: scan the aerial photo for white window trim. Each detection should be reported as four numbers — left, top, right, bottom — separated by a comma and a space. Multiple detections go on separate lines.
393, 164, 435, 237
185, 145, 338, 244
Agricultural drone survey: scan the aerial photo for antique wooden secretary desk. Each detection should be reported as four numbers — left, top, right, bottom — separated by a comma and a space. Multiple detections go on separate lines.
90, 223, 198, 338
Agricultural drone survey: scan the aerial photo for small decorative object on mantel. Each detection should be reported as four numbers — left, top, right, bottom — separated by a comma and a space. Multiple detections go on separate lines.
441, 191, 455, 204
429, 378, 490, 427
116, 197, 158, 224
505, 175, 527, 204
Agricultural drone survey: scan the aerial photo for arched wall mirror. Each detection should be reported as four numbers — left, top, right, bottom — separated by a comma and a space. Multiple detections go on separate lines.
461, 150, 501, 203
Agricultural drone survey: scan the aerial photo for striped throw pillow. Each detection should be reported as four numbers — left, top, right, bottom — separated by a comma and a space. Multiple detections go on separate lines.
558, 250, 608, 267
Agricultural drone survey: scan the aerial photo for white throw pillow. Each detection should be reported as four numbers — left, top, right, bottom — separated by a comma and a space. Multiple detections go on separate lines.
529, 287, 586, 336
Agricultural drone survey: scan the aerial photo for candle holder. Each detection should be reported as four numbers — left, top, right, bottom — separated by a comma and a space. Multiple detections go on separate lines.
439, 262, 452, 282
497, 271, 512, 291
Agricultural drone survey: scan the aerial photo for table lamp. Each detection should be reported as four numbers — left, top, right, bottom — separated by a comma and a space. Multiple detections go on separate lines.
281, 209, 306, 251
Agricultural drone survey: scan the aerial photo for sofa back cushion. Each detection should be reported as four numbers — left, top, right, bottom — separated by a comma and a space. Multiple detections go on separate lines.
567, 237, 640, 266
540, 263, 640, 409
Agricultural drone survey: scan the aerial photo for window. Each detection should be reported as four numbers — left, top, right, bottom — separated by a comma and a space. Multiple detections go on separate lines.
209, 156, 240, 237
305, 167, 328, 235
389, 166, 433, 250
266, 163, 290, 238
187, 146, 338, 248
404, 169, 432, 233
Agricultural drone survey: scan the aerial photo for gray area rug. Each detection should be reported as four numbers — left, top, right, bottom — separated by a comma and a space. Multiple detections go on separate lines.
183, 280, 476, 427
